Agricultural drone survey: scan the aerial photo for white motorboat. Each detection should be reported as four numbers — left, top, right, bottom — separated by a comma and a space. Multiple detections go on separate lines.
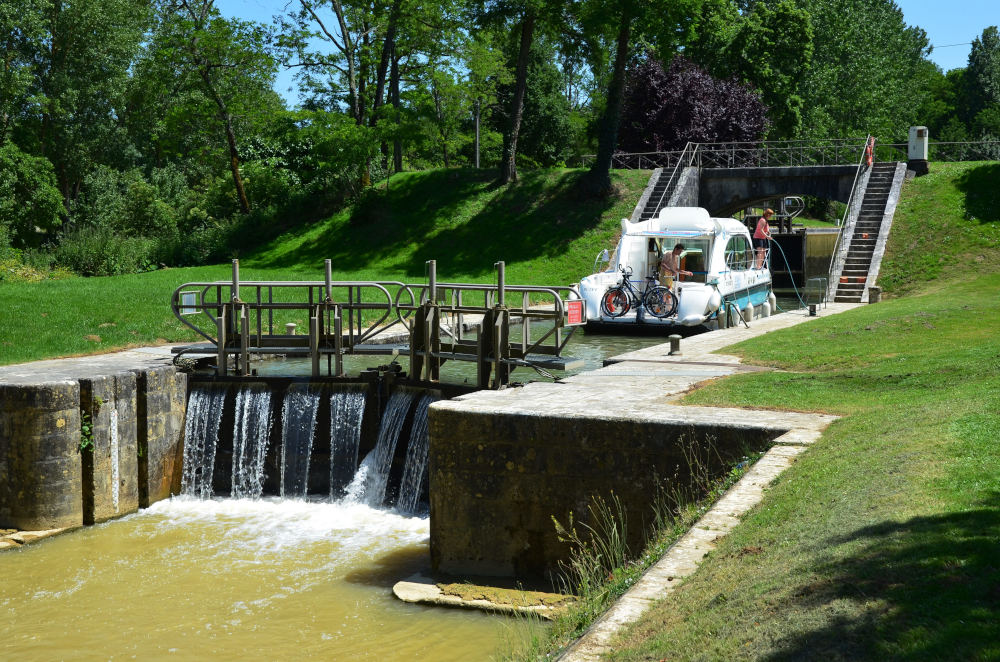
579, 207, 776, 328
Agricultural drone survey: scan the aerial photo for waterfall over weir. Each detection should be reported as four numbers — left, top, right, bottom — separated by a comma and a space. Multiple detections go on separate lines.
330, 389, 366, 499
356, 390, 413, 507
181, 382, 435, 514
397, 394, 436, 513
231, 385, 273, 499
181, 384, 227, 499
280, 384, 322, 498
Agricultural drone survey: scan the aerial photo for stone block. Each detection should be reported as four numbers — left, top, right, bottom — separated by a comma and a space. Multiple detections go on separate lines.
80, 372, 139, 524
0, 381, 83, 530
134, 367, 186, 507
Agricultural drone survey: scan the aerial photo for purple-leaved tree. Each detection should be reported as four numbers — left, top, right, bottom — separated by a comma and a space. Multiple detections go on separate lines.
618, 55, 769, 153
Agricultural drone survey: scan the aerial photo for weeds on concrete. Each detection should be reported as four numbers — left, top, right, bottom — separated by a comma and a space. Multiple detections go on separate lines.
495, 436, 761, 660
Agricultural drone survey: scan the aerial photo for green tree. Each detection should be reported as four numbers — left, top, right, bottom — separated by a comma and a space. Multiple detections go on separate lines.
576, 0, 699, 194
0, 143, 63, 248
479, 0, 544, 184
794, 0, 930, 139
964, 26, 1000, 136
491, 36, 572, 168
914, 64, 963, 138
279, 0, 466, 174
147, 0, 280, 214
729, 0, 813, 137
0, 0, 47, 145
5, 0, 148, 208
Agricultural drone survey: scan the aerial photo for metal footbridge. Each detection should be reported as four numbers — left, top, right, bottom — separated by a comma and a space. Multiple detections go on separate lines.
171, 259, 586, 389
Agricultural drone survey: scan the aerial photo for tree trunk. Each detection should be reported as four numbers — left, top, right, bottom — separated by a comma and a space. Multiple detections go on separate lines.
584, 11, 631, 195
373, 2, 401, 169
223, 114, 251, 214
474, 98, 481, 169
328, 0, 361, 124
371, 0, 401, 125
498, 10, 536, 184
391, 51, 402, 172
201, 67, 251, 214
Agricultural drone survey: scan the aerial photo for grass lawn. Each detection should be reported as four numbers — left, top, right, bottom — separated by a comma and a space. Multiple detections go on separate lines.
592, 164, 1000, 661
0, 168, 649, 366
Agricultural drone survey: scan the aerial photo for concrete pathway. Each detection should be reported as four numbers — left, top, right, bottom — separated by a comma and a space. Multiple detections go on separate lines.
0, 345, 179, 384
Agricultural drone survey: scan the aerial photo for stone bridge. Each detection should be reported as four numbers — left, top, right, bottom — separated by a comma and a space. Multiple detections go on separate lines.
667, 165, 859, 217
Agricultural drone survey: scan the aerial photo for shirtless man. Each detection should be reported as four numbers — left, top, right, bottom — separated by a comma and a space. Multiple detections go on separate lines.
659, 243, 692, 289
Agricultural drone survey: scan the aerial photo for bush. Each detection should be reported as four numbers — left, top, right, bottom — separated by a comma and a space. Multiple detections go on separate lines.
55, 227, 158, 276
0, 143, 63, 249
75, 166, 181, 240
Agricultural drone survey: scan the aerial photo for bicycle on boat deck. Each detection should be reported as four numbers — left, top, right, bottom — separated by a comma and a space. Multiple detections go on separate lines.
600, 265, 678, 319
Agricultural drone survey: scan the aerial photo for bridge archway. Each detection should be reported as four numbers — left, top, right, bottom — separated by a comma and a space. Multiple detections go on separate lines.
698, 165, 858, 216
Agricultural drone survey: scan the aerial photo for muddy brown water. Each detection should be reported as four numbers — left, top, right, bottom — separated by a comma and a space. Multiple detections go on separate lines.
1, 328, 743, 659
1, 499, 505, 660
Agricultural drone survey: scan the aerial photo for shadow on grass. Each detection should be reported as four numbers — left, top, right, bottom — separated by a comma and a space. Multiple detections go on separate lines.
765, 507, 1000, 661
956, 163, 1000, 225
249, 168, 620, 277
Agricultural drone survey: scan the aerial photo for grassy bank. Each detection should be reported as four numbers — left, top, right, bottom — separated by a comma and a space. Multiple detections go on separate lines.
0, 168, 649, 366
588, 164, 1000, 661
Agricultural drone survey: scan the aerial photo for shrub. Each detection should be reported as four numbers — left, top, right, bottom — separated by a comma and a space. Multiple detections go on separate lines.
74, 166, 180, 240
0, 143, 63, 249
55, 227, 158, 276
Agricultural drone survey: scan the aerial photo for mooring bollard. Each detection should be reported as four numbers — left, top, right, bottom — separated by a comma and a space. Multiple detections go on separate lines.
668, 334, 682, 355
285, 322, 297, 335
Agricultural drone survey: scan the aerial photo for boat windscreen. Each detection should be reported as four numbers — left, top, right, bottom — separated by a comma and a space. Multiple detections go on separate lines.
678, 239, 711, 284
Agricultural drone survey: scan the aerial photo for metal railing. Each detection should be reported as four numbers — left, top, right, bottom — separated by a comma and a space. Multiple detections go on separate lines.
642, 141, 698, 220
582, 138, 869, 170
584, 139, 1000, 171
825, 136, 875, 299
876, 140, 1000, 162
171, 259, 584, 388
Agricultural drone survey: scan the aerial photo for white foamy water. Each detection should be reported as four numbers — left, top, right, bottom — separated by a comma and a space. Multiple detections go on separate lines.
144, 495, 428, 553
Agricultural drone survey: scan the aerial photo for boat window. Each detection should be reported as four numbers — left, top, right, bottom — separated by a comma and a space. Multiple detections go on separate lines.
724, 236, 751, 271
678, 239, 710, 284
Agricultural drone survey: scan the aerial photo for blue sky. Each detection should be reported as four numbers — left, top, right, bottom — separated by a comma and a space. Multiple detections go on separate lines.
215, 0, 996, 103
895, 0, 995, 72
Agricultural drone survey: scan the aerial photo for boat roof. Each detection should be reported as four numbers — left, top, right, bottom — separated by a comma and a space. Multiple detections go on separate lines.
623, 207, 746, 238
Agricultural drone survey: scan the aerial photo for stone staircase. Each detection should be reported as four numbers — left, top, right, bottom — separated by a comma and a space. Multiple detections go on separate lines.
833, 162, 897, 303
635, 164, 691, 222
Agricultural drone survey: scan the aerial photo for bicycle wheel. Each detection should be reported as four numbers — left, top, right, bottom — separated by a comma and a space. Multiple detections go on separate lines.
643, 286, 678, 318
601, 286, 631, 317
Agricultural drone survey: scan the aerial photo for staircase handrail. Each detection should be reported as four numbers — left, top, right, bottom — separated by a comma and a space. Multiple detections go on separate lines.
643, 141, 697, 221
826, 135, 874, 289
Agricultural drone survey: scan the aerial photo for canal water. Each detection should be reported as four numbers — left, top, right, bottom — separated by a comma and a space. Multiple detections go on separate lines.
1, 330, 680, 660
254, 325, 684, 383
1, 497, 505, 660
2, 303, 815, 659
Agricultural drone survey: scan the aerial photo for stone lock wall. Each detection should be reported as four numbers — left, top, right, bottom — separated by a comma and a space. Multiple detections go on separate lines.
0, 363, 187, 531
428, 408, 778, 580
136, 367, 187, 507
80, 373, 139, 524
0, 381, 83, 530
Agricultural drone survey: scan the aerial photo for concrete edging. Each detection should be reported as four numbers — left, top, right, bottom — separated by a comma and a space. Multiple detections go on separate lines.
556, 427, 829, 661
